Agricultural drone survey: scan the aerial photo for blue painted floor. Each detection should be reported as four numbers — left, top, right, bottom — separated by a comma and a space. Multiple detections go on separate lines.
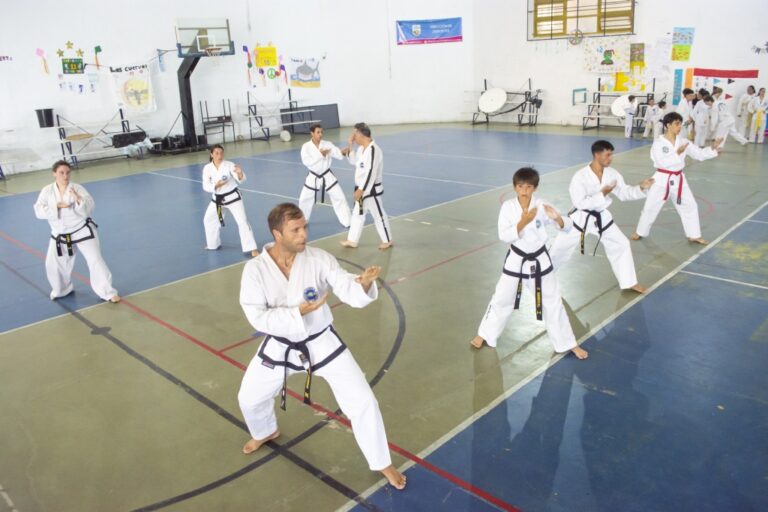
357, 209, 768, 512
0, 129, 646, 332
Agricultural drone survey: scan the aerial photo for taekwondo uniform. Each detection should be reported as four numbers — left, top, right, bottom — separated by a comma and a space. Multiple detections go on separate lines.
345, 141, 392, 246
477, 195, 577, 353
676, 98, 694, 139
711, 97, 748, 147
624, 101, 637, 138
298, 140, 351, 227
691, 100, 711, 147
549, 165, 646, 289
748, 95, 767, 144
202, 160, 258, 253
238, 244, 392, 470
634, 136, 718, 239
642, 104, 660, 138
34, 182, 118, 301
737, 91, 755, 138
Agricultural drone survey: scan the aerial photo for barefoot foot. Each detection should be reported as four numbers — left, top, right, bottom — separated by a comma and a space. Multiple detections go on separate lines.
251, 249, 260, 257
109, 295, 121, 303
378, 241, 393, 251
243, 430, 280, 454
628, 284, 647, 294
629, 233, 642, 241
688, 237, 709, 245
339, 240, 358, 248
470, 336, 486, 349
571, 346, 589, 360
380, 465, 406, 490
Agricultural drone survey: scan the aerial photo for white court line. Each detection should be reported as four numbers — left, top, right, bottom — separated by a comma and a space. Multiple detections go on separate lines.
342, 197, 768, 510
147, 171, 298, 201
680, 270, 768, 291
745, 219, 768, 225
0, 485, 19, 512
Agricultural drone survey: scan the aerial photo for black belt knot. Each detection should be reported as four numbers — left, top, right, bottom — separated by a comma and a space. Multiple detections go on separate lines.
502, 244, 552, 320
571, 209, 614, 256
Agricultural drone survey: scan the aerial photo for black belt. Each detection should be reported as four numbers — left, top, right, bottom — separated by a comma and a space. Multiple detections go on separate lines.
51, 218, 98, 257
212, 189, 242, 226
354, 183, 383, 214
570, 208, 614, 256
257, 325, 346, 411
306, 168, 335, 204
502, 244, 553, 320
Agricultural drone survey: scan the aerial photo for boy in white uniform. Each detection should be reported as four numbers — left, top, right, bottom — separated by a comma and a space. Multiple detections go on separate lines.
691, 91, 712, 147
33, 160, 120, 302
298, 123, 351, 227
624, 95, 637, 138
631, 112, 721, 245
469, 167, 588, 360
737, 85, 756, 137
202, 144, 259, 257
340, 123, 393, 250
237, 203, 406, 490
549, 140, 653, 293
748, 87, 768, 143
676, 88, 695, 139
642, 98, 659, 138
710, 86, 749, 148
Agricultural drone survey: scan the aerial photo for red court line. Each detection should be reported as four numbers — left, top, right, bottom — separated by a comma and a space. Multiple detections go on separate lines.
386, 240, 499, 285
218, 335, 261, 354
0, 229, 522, 511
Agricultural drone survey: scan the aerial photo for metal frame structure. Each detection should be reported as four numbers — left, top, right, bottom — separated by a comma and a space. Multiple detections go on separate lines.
471, 78, 542, 127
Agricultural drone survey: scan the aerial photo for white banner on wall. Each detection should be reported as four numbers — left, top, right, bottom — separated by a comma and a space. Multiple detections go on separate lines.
110, 63, 156, 113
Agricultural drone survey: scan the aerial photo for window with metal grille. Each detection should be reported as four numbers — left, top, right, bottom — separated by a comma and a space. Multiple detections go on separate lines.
528, 0, 635, 40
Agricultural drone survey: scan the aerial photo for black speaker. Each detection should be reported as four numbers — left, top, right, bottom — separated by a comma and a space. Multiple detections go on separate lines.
112, 130, 147, 148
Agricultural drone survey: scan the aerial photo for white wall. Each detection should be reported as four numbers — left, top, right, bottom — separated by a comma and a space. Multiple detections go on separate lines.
2, 0, 764, 173
471, 0, 768, 126
1, 0, 473, 172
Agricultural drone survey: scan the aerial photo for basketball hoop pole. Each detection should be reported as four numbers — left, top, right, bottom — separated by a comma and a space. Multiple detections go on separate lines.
178, 55, 201, 148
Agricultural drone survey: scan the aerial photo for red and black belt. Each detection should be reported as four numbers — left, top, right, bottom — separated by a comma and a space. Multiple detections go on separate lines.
657, 168, 683, 205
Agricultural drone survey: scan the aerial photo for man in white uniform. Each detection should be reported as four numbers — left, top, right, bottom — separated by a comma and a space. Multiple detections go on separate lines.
340, 123, 393, 250
549, 140, 653, 293
298, 124, 351, 227
238, 203, 406, 490
710, 86, 749, 148
202, 144, 259, 257
34, 160, 120, 302
469, 168, 588, 360
631, 112, 721, 245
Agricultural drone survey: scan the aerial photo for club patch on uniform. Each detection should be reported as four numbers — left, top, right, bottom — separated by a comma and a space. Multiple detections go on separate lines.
304, 287, 319, 302
662, 146, 670, 153
359, 162, 365, 168
535, 219, 542, 228
261, 359, 275, 369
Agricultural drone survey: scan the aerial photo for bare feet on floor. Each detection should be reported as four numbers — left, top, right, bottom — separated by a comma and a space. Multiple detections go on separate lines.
688, 237, 709, 245
378, 241, 393, 251
629, 233, 642, 241
339, 240, 358, 248
109, 295, 121, 303
470, 335, 486, 349
628, 284, 647, 293
380, 465, 406, 490
571, 346, 589, 359
242, 430, 280, 454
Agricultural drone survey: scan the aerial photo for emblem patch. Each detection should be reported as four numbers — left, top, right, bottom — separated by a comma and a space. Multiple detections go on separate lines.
662, 146, 669, 153
304, 287, 319, 302
535, 219, 542, 228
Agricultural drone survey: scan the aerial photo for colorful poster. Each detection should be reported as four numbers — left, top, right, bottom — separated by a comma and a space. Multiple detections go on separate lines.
290, 57, 322, 88
671, 27, 694, 62
583, 36, 631, 73
673, 69, 683, 105
396, 18, 462, 45
110, 63, 156, 113
630, 43, 645, 62
615, 43, 647, 92
255, 45, 277, 67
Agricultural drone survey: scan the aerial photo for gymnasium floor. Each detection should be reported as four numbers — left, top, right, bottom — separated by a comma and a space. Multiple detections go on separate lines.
0, 123, 765, 512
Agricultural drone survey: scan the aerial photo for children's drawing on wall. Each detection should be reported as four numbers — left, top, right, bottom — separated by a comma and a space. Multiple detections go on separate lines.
248, 43, 287, 92
583, 36, 630, 73
110, 63, 156, 113
671, 27, 694, 61
53, 39, 100, 94
290, 56, 325, 88
615, 43, 647, 92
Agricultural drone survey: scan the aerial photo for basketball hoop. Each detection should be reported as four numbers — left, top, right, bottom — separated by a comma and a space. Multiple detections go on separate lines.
204, 47, 223, 57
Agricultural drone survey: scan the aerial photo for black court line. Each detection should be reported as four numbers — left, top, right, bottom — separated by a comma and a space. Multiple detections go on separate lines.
0, 259, 407, 511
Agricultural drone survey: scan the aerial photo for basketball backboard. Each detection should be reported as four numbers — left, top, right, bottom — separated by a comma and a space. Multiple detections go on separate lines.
175, 18, 234, 58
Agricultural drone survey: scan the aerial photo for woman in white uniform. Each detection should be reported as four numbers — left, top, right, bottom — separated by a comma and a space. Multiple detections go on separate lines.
202, 144, 259, 257
33, 160, 120, 302
631, 112, 721, 245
